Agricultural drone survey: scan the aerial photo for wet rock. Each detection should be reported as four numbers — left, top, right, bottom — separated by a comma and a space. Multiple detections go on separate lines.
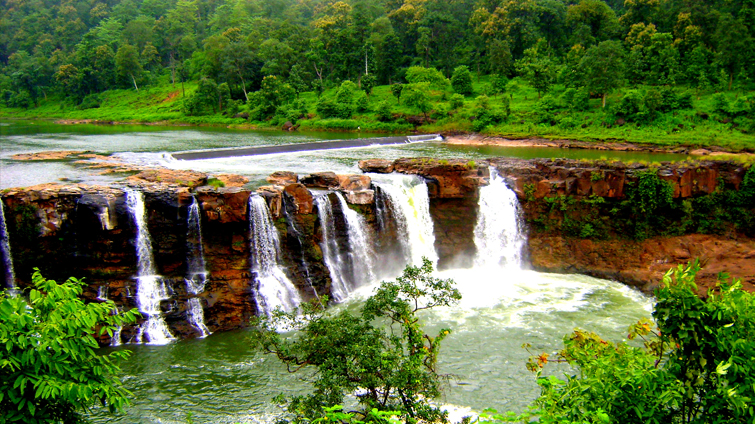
301, 172, 339, 189
11, 151, 87, 161
195, 186, 250, 223
358, 159, 394, 173
127, 169, 207, 188
337, 174, 371, 191
213, 174, 249, 187
283, 184, 314, 214
256, 185, 283, 218
267, 171, 298, 186
344, 189, 374, 205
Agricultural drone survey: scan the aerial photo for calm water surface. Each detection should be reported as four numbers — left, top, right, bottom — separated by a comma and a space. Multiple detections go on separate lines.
1, 120, 688, 189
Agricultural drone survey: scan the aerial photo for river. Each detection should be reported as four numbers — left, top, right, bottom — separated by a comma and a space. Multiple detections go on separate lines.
0, 120, 665, 423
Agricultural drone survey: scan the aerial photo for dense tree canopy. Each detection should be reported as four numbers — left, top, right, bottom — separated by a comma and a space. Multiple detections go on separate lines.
1, 0, 754, 104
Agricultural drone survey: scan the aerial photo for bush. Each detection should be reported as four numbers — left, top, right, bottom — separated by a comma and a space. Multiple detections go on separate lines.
561, 87, 590, 112
521, 261, 755, 424
78, 93, 103, 110
451, 65, 474, 96
251, 259, 460, 423
375, 100, 393, 122
0, 270, 140, 423
450, 93, 465, 109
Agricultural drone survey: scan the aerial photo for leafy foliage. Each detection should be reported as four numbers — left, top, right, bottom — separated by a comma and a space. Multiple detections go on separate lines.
0, 270, 140, 423
515, 261, 755, 424
251, 258, 461, 423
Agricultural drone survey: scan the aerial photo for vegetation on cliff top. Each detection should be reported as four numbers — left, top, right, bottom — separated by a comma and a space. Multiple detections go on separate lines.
1, 0, 754, 150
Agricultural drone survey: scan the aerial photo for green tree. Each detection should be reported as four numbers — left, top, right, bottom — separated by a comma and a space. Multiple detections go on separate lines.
578, 40, 625, 108
522, 261, 755, 424
390, 83, 404, 104
252, 259, 460, 423
115, 44, 142, 91
515, 39, 556, 99
402, 82, 432, 120
405, 66, 449, 89
0, 270, 140, 423
451, 65, 474, 96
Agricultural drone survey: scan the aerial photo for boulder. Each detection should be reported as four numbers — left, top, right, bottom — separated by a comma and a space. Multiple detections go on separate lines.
283, 183, 314, 214
212, 173, 249, 187
267, 171, 298, 186
256, 185, 284, 218
344, 190, 374, 205
127, 169, 207, 188
301, 172, 339, 189
358, 159, 394, 173
195, 186, 251, 223
337, 174, 371, 191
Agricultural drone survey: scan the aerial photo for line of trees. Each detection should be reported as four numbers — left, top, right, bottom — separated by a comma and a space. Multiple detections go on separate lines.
0, 0, 753, 110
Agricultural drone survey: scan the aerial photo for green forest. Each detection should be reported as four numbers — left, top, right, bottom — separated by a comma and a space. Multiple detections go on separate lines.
1, 0, 755, 149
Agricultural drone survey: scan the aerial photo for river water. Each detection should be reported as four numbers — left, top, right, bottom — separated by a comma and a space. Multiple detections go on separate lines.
0, 121, 666, 423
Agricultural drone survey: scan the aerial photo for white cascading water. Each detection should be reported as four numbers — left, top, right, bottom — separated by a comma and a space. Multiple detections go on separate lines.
315, 192, 377, 302
474, 167, 526, 269
373, 176, 438, 266
335, 192, 376, 285
125, 189, 175, 344
185, 197, 210, 337
95, 286, 124, 347
0, 200, 17, 291
248, 195, 301, 316
315, 194, 351, 302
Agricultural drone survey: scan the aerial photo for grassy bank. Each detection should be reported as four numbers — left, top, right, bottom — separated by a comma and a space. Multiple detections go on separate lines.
1, 75, 754, 152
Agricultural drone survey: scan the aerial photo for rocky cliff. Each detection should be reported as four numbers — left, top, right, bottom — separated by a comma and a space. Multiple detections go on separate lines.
2, 157, 753, 343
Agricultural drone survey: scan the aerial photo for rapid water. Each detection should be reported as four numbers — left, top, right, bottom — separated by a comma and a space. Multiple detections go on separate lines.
0, 199, 16, 290
0, 124, 658, 422
248, 195, 301, 315
125, 189, 175, 345
185, 197, 211, 338
474, 168, 526, 269
315, 193, 356, 302
373, 175, 438, 267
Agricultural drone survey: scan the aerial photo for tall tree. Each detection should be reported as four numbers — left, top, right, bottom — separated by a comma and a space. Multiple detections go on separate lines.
578, 40, 625, 108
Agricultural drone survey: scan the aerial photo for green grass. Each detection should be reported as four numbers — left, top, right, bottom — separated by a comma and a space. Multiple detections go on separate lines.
1, 75, 753, 152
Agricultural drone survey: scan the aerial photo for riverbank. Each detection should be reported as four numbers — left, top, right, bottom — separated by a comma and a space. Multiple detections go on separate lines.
2, 76, 754, 153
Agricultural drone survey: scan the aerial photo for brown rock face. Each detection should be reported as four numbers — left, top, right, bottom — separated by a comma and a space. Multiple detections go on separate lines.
358, 159, 394, 173
267, 171, 298, 186
195, 186, 250, 223
337, 174, 372, 191
344, 190, 375, 205
528, 234, 755, 294
127, 169, 208, 188
490, 158, 748, 200
391, 158, 487, 198
283, 184, 315, 214
301, 172, 339, 189
213, 174, 249, 187
256, 186, 283, 218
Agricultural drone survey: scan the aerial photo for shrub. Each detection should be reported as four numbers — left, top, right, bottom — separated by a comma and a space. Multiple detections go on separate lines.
522, 261, 755, 424
251, 259, 460, 423
451, 65, 474, 96
450, 93, 465, 109
0, 270, 140, 423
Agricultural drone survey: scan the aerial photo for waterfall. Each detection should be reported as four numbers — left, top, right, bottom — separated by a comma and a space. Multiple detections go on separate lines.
315, 192, 376, 302
248, 195, 301, 316
95, 286, 124, 346
474, 168, 526, 269
0, 200, 17, 291
125, 189, 175, 344
185, 197, 210, 338
373, 176, 438, 267
281, 197, 320, 302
